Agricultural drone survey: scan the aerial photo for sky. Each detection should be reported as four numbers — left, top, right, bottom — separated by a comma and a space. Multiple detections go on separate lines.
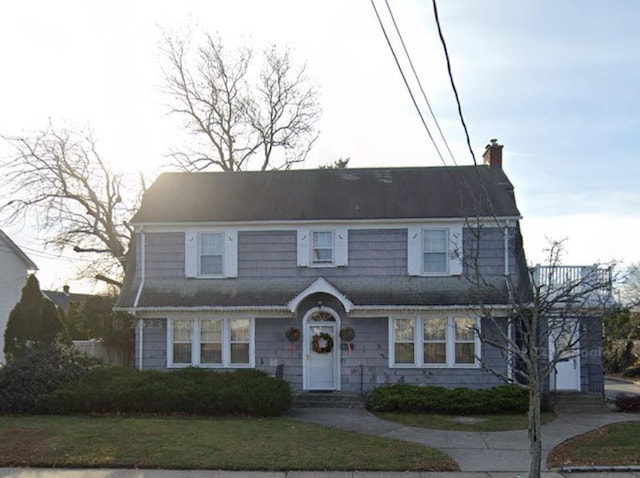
0, 0, 638, 293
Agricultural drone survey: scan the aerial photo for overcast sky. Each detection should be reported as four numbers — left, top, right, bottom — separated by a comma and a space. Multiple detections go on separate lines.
1, 0, 638, 293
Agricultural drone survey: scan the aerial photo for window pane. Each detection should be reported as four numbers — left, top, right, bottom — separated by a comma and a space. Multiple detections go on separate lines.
173, 343, 191, 364
201, 233, 223, 254
455, 318, 475, 341
201, 255, 223, 275
313, 248, 332, 262
424, 318, 446, 340
173, 320, 191, 342
394, 343, 414, 364
424, 230, 446, 252
424, 252, 447, 273
230, 319, 249, 341
313, 231, 332, 248
424, 343, 446, 364
201, 343, 222, 364
394, 319, 414, 341
455, 343, 475, 363
230, 343, 250, 364
201, 319, 222, 342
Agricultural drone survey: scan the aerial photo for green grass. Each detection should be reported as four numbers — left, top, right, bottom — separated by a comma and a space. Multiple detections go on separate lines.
547, 421, 640, 468
375, 411, 556, 432
0, 415, 458, 471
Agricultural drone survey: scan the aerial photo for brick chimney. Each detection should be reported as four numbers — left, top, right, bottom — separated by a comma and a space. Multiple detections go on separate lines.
63, 285, 70, 296
483, 138, 503, 168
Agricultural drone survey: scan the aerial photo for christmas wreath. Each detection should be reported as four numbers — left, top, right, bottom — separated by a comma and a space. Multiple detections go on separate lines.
312, 332, 334, 354
339, 326, 356, 342
285, 326, 301, 343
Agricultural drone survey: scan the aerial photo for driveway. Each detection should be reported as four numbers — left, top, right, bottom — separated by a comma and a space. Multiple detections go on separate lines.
605, 376, 640, 400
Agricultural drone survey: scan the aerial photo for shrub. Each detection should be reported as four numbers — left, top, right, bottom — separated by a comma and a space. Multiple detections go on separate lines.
614, 394, 640, 413
365, 383, 528, 414
623, 365, 640, 378
0, 341, 104, 413
603, 340, 636, 373
50, 367, 292, 416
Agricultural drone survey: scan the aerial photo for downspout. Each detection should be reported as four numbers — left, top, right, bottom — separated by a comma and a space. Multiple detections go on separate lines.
503, 220, 510, 276
133, 227, 146, 370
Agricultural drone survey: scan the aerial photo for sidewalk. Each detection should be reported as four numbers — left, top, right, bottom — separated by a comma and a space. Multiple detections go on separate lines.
284, 408, 640, 473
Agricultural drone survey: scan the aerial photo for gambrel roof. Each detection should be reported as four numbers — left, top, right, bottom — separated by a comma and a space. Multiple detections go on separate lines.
132, 166, 520, 224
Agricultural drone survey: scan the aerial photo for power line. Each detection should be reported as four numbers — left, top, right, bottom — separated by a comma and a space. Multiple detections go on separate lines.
369, 0, 448, 166
383, 0, 458, 166
430, 0, 478, 167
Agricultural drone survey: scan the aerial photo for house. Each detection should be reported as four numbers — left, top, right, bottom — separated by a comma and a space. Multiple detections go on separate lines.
0, 230, 37, 363
43, 285, 94, 314
116, 141, 603, 394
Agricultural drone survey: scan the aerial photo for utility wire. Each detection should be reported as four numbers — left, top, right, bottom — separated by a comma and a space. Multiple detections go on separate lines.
370, 0, 448, 167
431, 0, 502, 226
383, 0, 458, 166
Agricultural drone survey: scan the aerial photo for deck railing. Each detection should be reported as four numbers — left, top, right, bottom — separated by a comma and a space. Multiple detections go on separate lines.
531, 264, 613, 300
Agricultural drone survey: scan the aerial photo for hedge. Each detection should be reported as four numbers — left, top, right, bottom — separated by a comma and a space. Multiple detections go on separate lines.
366, 384, 528, 414
614, 394, 640, 413
49, 367, 293, 416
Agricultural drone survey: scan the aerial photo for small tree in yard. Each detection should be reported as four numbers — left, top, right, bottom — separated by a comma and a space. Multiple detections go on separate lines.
4, 275, 70, 360
467, 238, 615, 478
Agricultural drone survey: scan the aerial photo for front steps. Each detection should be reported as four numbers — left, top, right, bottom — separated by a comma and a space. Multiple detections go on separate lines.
293, 391, 365, 408
546, 392, 608, 413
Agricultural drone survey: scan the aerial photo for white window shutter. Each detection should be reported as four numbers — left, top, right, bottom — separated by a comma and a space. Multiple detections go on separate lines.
297, 229, 310, 266
224, 230, 238, 277
407, 227, 422, 276
185, 230, 198, 278
334, 228, 349, 266
449, 224, 463, 275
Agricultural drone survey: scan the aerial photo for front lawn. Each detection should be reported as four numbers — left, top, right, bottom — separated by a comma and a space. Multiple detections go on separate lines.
0, 415, 458, 471
375, 411, 556, 432
547, 421, 640, 468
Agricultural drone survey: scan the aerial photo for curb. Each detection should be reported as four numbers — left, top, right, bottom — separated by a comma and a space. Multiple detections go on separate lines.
554, 465, 640, 473
605, 376, 639, 385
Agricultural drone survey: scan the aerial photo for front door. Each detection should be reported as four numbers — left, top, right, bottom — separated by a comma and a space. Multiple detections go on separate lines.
304, 309, 339, 390
551, 320, 581, 391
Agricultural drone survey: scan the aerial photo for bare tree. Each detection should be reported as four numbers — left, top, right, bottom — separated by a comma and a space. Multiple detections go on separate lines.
621, 262, 640, 307
466, 236, 615, 478
0, 125, 144, 287
162, 32, 321, 172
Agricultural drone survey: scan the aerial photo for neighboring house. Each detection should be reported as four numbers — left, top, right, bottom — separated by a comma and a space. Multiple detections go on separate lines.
0, 230, 37, 364
43, 285, 94, 314
115, 141, 603, 394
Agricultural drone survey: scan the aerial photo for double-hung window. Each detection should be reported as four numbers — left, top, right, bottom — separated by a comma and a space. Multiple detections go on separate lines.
168, 317, 253, 367
200, 232, 224, 276
312, 231, 333, 264
423, 229, 448, 274
391, 316, 479, 367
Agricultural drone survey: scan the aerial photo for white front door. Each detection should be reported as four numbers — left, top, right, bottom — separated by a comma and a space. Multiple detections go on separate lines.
303, 309, 340, 390
550, 320, 581, 391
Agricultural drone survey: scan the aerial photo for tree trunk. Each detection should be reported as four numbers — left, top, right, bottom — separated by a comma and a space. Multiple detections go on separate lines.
528, 377, 542, 478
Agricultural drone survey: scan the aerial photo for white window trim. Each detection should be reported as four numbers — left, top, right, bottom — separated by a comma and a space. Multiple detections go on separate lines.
185, 229, 238, 279
311, 229, 334, 265
167, 317, 255, 368
389, 316, 480, 369
297, 227, 348, 268
407, 224, 463, 277
422, 228, 449, 275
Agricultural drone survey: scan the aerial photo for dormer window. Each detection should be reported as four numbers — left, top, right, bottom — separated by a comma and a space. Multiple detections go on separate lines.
312, 231, 333, 264
185, 230, 238, 278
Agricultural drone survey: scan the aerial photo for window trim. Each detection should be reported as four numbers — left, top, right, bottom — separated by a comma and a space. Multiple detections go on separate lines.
311, 230, 335, 265
185, 229, 238, 279
199, 232, 225, 277
422, 228, 449, 275
167, 317, 255, 368
389, 315, 480, 368
407, 224, 463, 277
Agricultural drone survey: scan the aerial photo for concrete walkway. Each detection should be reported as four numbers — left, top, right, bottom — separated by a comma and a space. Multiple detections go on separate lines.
284, 408, 640, 472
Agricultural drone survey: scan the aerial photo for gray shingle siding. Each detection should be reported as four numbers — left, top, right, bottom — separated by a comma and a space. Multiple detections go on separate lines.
138, 318, 167, 370
145, 233, 184, 279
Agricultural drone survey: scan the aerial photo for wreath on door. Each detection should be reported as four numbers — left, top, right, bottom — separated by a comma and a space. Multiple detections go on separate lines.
312, 332, 334, 354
